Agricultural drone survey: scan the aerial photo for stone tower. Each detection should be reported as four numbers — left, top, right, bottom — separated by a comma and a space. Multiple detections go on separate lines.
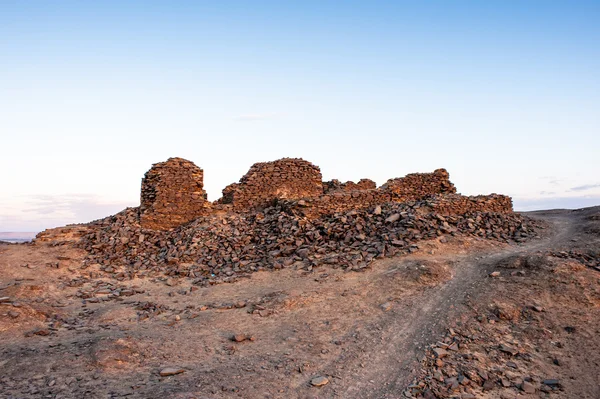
140, 157, 208, 230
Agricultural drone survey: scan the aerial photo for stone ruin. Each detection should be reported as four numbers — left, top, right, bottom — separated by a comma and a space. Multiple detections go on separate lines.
427, 193, 513, 215
139, 157, 209, 230
323, 178, 377, 193
37, 155, 532, 287
380, 168, 456, 201
136, 156, 512, 230
218, 158, 323, 211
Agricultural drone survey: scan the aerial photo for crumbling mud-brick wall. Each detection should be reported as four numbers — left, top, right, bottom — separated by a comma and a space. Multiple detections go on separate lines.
140, 157, 209, 230
219, 158, 323, 210
380, 168, 456, 201
323, 179, 377, 193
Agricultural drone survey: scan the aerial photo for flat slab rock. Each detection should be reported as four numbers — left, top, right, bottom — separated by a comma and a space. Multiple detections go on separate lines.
159, 367, 186, 377
310, 376, 329, 387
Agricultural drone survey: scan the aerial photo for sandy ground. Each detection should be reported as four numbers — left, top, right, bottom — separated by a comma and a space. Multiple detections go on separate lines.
0, 207, 598, 398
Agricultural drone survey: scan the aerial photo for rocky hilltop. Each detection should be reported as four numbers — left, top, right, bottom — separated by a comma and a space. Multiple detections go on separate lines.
37, 157, 532, 286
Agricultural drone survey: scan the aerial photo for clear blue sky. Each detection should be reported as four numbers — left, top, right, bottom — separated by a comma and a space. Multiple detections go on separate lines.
1, 1, 599, 232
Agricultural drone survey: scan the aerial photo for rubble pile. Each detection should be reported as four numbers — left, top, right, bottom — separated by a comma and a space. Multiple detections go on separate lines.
381, 168, 456, 201
549, 249, 600, 271
139, 157, 209, 230
79, 199, 538, 286
408, 326, 564, 398
35, 225, 90, 244
218, 158, 323, 211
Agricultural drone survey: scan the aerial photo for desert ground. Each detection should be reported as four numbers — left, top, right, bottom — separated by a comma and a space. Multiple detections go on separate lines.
1, 206, 598, 399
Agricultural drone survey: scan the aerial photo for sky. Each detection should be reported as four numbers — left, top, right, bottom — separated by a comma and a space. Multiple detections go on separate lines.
1, 1, 599, 232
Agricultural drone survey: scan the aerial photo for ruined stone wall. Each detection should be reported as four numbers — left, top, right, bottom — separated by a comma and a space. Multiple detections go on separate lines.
282, 192, 512, 219
381, 168, 456, 201
140, 158, 209, 230
425, 194, 513, 215
106, 156, 509, 232
323, 179, 376, 193
280, 190, 390, 218
219, 158, 323, 211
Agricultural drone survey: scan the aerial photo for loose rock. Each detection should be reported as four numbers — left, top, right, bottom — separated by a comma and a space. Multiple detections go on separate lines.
310, 376, 329, 387
159, 368, 186, 377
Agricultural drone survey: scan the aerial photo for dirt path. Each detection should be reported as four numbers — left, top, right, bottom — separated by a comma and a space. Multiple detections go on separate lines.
334, 212, 574, 398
